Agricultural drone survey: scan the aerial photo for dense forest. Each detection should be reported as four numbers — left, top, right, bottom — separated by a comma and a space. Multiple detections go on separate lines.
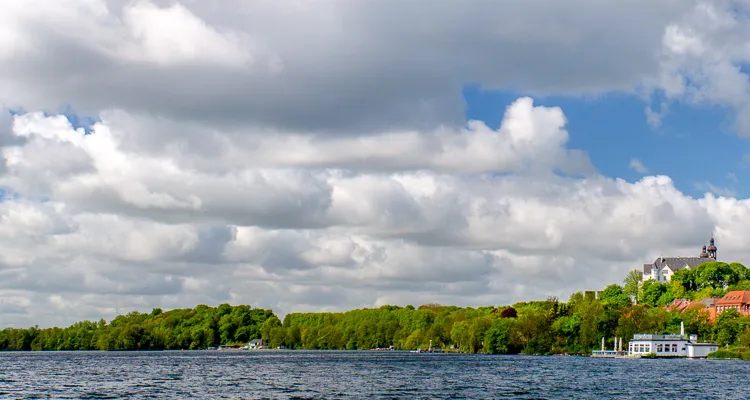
3, 261, 750, 353
0, 304, 276, 351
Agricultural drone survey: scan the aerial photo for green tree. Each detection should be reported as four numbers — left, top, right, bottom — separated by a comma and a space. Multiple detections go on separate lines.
623, 270, 642, 301
715, 309, 741, 346
600, 284, 632, 309
484, 318, 513, 354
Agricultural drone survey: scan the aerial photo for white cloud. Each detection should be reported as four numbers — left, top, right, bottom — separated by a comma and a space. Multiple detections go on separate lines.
0, 0, 692, 132
1, 102, 749, 328
3, 0, 750, 327
119, 1, 255, 67
645, 101, 670, 128
654, 1, 750, 136
629, 158, 649, 174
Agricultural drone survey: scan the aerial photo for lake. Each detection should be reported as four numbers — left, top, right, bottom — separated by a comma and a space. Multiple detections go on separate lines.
0, 351, 747, 399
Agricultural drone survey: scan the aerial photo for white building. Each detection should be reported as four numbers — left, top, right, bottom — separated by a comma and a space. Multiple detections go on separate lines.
686, 340, 718, 358
641, 237, 718, 283
627, 323, 718, 358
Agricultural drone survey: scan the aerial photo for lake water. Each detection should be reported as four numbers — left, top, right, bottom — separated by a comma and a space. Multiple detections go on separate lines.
0, 351, 748, 399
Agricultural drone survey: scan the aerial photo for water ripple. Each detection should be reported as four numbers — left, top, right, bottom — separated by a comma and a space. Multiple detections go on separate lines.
0, 351, 749, 398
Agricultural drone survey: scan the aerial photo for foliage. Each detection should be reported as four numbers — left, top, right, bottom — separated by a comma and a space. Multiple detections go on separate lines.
0, 304, 275, 351
4, 261, 750, 355
628, 261, 750, 307
670, 261, 746, 300
623, 270, 641, 301
707, 347, 750, 360
500, 307, 518, 319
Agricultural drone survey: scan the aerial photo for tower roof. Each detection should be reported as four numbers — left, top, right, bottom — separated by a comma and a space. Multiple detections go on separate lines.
707, 237, 717, 251
700, 245, 709, 258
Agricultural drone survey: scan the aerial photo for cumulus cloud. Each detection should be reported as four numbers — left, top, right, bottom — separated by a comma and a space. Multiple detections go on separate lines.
0, 102, 747, 328
655, 1, 750, 136
99, 97, 594, 175
0, 0, 692, 133
3, 0, 750, 327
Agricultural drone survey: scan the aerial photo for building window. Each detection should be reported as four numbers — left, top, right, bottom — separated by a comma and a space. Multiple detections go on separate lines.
657, 344, 662, 352
672, 344, 677, 352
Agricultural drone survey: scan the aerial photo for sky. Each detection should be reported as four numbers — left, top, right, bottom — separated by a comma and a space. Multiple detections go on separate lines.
1, 0, 750, 328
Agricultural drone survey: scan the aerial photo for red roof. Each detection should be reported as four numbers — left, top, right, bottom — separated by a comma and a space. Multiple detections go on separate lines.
667, 299, 692, 312
667, 298, 708, 312
716, 291, 750, 306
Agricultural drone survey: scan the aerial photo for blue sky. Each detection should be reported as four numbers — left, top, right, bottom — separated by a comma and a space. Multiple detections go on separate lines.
463, 86, 749, 199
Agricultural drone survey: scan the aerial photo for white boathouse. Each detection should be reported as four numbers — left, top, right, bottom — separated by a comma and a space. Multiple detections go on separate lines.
627, 322, 718, 358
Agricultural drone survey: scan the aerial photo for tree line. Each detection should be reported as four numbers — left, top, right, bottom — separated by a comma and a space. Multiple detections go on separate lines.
0, 304, 275, 351
3, 261, 750, 353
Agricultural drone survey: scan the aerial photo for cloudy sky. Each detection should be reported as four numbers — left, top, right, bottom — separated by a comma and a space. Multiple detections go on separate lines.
2, 0, 750, 328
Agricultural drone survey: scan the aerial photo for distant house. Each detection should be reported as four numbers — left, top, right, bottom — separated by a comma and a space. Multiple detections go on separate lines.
713, 291, 750, 318
667, 297, 723, 321
667, 298, 699, 313
248, 339, 267, 349
642, 237, 717, 283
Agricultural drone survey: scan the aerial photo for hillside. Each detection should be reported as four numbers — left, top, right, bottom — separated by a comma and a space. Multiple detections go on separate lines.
2, 261, 750, 353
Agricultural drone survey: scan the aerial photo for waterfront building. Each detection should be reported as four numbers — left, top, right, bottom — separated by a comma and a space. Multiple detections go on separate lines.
626, 323, 718, 358
641, 237, 717, 283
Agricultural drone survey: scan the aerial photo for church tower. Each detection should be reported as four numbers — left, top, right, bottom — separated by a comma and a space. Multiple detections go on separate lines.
707, 236, 717, 260
700, 245, 709, 258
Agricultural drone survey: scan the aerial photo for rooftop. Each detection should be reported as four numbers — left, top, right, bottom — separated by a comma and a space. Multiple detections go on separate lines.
643, 257, 710, 274
716, 290, 750, 305
642, 237, 718, 275
632, 334, 685, 341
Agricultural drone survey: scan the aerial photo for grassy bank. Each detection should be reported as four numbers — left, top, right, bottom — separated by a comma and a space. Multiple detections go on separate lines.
707, 347, 750, 360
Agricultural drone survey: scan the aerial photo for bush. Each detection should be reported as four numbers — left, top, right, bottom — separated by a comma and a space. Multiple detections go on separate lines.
707, 348, 744, 359
500, 307, 518, 319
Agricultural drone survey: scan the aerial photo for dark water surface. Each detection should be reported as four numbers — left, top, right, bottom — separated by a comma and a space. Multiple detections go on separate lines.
0, 351, 748, 399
